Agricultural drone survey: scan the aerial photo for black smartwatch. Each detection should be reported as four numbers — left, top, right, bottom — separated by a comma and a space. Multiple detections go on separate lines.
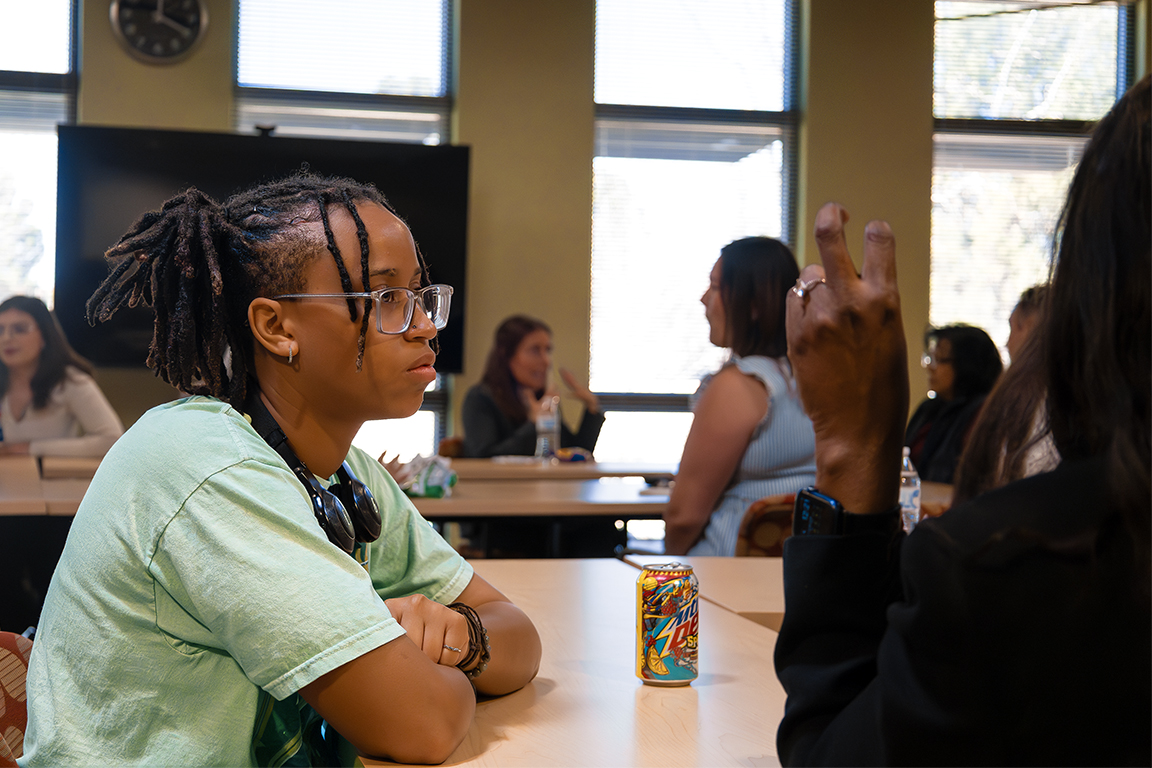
792, 487, 902, 536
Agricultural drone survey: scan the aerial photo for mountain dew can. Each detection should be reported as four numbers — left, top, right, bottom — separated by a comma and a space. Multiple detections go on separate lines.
636, 562, 699, 686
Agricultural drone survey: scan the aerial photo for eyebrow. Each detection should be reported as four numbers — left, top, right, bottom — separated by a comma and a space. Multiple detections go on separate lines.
368, 265, 423, 280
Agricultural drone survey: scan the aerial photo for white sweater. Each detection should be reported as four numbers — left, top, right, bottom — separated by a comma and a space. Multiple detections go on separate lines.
1, 367, 124, 457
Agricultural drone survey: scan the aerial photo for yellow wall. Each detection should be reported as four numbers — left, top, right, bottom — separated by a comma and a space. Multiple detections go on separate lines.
453, 0, 595, 431
78, 0, 234, 130
800, 0, 934, 399
73, 0, 1149, 428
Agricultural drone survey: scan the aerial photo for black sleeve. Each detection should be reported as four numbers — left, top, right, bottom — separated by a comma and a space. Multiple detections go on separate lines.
775, 527, 1002, 766
560, 408, 606, 453
460, 385, 537, 458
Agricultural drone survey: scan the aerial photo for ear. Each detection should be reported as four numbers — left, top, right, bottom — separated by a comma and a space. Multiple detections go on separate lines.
248, 298, 295, 359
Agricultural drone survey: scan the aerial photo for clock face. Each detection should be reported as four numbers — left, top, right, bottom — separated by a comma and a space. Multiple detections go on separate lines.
110, 0, 208, 64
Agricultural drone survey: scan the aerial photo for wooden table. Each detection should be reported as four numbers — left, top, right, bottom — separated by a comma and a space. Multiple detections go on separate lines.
361, 558, 785, 767
450, 458, 676, 482
412, 479, 670, 519
0, 455, 46, 515
622, 554, 785, 632
39, 455, 103, 479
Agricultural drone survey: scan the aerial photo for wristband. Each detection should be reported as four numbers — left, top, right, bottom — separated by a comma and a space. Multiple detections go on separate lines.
448, 602, 491, 680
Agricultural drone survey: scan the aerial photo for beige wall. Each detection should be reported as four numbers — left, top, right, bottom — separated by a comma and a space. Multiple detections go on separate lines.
78, 0, 234, 130
73, 1, 1148, 429
453, 0, 595, 432
800, 0, 935, 400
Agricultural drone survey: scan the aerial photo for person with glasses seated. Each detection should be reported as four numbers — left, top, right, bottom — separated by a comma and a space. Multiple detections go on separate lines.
904, 324, 1002, 484
20, 172, 541, 767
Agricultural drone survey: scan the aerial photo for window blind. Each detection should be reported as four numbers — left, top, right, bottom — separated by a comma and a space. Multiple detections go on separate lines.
595, 0, 787, 111
238, 0, 448, 97
929, 0, 1128, 359
0, 0, 72, 74
0, 0, 74, 305
590, 0, 797, 462
236, 0, 450, 144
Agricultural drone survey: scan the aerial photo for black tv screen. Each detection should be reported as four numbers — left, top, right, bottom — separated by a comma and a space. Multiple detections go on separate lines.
55, 125, 469, 373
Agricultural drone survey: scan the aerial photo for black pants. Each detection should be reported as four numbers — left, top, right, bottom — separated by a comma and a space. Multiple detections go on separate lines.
0, 516, 73, 632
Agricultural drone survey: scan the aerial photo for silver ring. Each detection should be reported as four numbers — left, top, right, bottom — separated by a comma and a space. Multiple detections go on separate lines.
791, 277, 826, 299
443, 644, 462, 653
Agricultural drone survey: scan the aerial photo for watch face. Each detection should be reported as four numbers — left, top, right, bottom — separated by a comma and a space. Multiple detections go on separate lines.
111, 0, 208, 63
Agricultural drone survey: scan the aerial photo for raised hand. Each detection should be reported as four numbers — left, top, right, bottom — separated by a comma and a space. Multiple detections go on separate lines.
785, 202, 909, 515
558, 367, 600, 414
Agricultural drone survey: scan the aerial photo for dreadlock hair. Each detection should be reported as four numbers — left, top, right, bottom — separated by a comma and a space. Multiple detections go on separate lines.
0, 295, 95, 410
86, 171, 431, 408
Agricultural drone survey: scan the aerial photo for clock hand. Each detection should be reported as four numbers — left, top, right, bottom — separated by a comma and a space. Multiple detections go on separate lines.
152, 0, 166, 21
155, 13, 191, 34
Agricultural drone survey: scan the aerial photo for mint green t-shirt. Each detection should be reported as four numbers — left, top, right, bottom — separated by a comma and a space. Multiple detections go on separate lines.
20, 397, 473, 767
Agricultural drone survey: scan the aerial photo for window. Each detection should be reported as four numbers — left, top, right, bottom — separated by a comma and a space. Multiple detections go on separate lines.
930, 1, 1132, 358
235, 0, 450, 144
0, 0, 74, 305
591, 0, 797, 463
236, 0, 454, 457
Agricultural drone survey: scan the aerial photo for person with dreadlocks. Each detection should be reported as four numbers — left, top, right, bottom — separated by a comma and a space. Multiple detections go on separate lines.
20, 172, 541, 767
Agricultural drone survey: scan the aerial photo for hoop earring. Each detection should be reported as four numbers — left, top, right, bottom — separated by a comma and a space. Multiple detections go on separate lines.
287, 345, 295, 364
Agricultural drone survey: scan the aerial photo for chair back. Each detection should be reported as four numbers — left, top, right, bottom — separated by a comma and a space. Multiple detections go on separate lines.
0, 631, 33, 766
735, 493, 796, 556
437, 436, 464, 458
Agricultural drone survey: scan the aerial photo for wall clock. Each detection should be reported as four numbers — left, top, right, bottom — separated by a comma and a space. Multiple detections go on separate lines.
110, 0, 208, 64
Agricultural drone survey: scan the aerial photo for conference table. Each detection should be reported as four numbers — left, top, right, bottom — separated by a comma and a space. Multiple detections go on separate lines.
449, 457, 677, 482
621, 554, 785, 632
0, 455, 91, 517
359, 557, 786, 767
412, 478, 670, 519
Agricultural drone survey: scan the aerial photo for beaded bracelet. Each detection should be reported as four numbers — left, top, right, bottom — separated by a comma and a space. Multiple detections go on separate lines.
448, 602, 491, 680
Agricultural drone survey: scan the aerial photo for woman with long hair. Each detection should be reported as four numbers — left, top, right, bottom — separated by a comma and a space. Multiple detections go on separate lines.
775, 75, 1150, 765
663, 236, 816, 555
0, 295, 122, 457
22, 172, 541, 766
461, 314, 603, 458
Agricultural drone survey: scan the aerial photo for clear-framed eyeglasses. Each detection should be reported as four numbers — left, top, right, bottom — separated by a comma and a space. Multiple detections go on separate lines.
273, 284, 453, 335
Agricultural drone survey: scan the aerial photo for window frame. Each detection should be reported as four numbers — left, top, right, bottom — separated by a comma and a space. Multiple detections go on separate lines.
928, 1, 1136, 351
0, 0, 78, 308
589, 0, 801, 428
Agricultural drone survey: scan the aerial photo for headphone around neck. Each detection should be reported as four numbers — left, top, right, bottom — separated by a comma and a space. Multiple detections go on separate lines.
244, 390, 383, 555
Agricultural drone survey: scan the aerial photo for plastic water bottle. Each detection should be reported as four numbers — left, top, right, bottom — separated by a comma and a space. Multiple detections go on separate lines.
899, 446, 921, 533
534, 395, 560, 461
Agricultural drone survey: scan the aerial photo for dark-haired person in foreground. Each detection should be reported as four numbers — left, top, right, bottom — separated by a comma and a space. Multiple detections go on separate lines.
775, 74, 1149, 766
20, 173, 540, 766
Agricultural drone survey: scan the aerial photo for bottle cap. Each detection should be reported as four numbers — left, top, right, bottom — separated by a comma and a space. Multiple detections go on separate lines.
902, 446, 911, 456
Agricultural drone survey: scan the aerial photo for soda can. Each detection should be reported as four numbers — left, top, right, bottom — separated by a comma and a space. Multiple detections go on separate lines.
636, 562, 699, 686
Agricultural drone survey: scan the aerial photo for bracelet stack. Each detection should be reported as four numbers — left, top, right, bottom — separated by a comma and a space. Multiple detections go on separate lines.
448, 602, 491, 680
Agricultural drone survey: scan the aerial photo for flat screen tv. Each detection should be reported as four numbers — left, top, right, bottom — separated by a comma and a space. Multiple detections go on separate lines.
55, 125, 469, 373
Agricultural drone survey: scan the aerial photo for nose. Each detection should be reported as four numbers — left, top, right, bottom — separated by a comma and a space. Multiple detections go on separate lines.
404, 301, 438, 340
